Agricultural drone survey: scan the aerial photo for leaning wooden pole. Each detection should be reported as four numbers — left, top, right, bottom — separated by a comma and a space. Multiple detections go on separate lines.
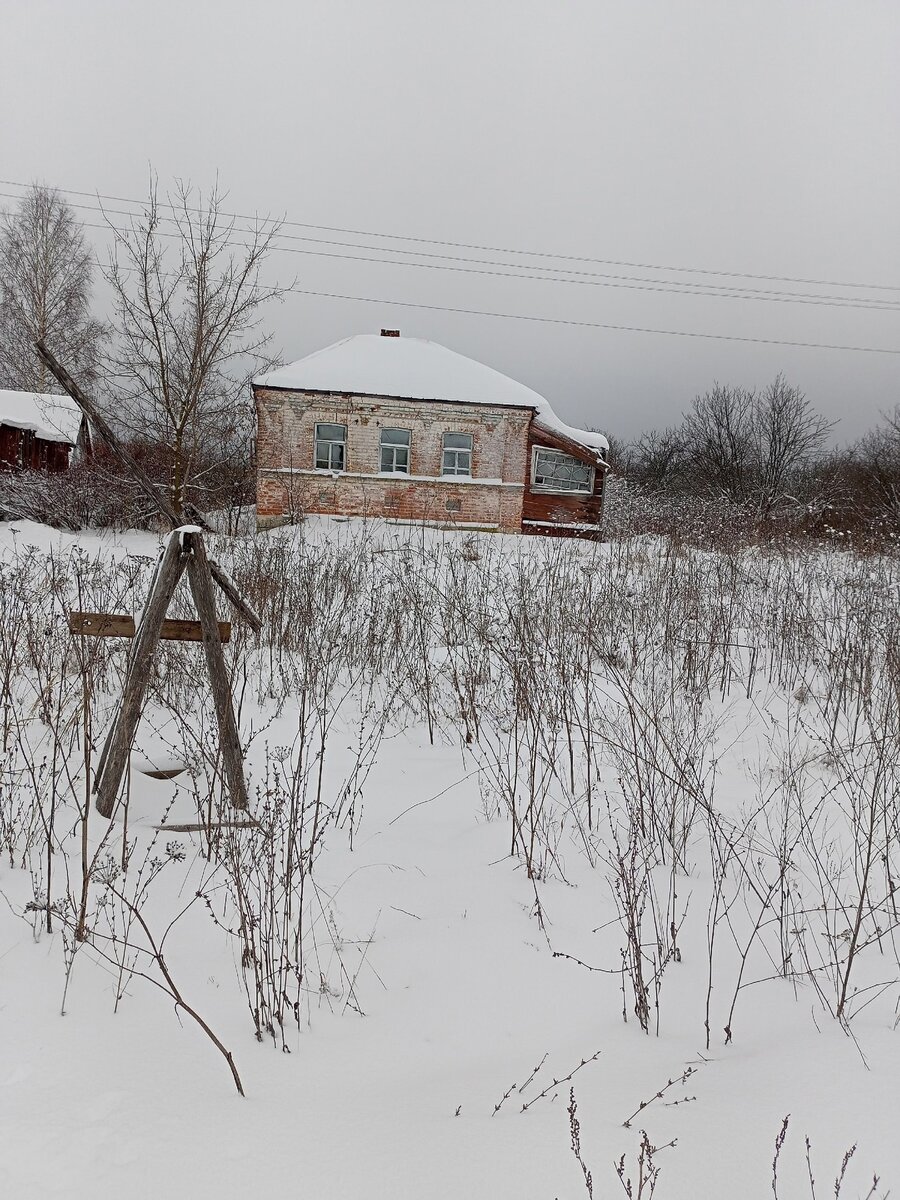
183, 531, 249, 811
34, 340, 262, 635
35, 340, 183, 526
94, 532, 188, 818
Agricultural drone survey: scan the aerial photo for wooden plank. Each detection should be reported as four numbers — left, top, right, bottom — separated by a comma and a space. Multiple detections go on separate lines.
69, 612, 231, 643
69, 612, 136, 638
208, 558, 262, 635
159, 617, 232, 643
93, 534, 189, 818
183, 531, 249, 811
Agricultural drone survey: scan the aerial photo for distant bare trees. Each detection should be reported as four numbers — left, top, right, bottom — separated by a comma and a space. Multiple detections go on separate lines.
615, 375, 839, 531
0, 184, 105, 392
843, 407, 900, 518
625, 427, 686, 493
679, 375, 832, 514
102, 177, 284, 515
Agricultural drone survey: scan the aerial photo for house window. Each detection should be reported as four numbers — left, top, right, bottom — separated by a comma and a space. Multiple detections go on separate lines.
532, 447, 594, 493
314, 423, 346, 471
442, 432, 473, 477
380, 427, 410, 474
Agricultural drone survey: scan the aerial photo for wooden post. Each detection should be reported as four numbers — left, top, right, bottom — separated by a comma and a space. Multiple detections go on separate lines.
94, 533, 188, 818
183, 531, 249, 811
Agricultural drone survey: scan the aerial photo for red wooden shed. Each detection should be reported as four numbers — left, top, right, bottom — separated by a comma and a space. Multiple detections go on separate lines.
0, 390, 84, 473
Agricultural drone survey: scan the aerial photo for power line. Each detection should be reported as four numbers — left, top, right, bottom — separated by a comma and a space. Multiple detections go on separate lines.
3, 199, 899, 356
2, 176, 899, 296
2, 194, 898, 315
8, 191, 897, 309
275, 286, 900, 355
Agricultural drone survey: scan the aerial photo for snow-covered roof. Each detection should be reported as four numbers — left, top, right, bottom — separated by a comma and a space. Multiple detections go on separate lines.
255, 334, 608, 455
0, 390, 82, 444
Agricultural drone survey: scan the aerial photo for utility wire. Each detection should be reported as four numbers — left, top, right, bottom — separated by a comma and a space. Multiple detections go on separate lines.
2, 202, 899, 355
2, 175, 899, 295
2, 195, 898, 315
270, 286, 900, 356
2, 190, 896, 309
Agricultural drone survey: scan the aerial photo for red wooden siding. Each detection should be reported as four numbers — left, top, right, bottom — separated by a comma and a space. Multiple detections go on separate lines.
0, 424, 72, 473
522, 421, 607, 535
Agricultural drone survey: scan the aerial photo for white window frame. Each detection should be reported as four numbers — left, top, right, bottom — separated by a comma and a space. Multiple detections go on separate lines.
442, 431, 473, 477
314, 422, 347, 472
530, 446, 595, 494
380, 427, 411, 474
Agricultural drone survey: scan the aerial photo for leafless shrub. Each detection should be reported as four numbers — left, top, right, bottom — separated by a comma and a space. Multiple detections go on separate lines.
771, 1115, 887, 1200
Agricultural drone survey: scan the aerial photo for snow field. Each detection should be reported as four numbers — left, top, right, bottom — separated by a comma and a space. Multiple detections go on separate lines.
0, 516, 897, 1199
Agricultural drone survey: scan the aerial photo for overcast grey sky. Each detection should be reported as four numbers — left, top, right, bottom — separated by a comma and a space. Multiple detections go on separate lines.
2, 0, 899, 441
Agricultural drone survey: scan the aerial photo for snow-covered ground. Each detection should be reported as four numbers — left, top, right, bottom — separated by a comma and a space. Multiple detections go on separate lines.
0, 517, 897, 1198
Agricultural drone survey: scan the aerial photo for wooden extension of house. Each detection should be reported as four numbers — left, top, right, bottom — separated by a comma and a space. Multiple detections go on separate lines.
254, 331, 609, 537
0, 389, 84, 473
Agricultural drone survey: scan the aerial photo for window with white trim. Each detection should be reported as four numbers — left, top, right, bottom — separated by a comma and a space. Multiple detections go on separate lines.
442, 432, 473, 477
380, 427, 410, 474
314, 422, 346, 471
531, 447, 594, 493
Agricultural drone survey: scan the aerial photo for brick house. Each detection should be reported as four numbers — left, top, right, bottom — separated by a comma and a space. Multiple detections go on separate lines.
0, 390, 84, 472
254, 331, 609, 536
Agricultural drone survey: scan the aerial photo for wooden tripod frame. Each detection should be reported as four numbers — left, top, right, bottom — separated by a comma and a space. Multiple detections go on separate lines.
35, 340, 261, 819
92, 527, 248, 817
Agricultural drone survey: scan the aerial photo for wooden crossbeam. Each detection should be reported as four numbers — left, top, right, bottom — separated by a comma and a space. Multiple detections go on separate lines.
69, 611, 231, 644
68, 612, 136, 638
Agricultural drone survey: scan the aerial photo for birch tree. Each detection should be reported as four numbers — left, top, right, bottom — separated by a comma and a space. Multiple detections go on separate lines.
0, 184, 105, 392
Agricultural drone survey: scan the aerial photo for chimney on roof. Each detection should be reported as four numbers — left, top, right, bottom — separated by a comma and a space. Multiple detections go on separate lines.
380, 328, 400, 337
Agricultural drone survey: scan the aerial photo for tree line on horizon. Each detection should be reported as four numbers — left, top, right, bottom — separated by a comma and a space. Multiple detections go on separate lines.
604, 378, 900, 541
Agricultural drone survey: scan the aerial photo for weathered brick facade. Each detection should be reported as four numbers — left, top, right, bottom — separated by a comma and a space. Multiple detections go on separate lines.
255, 388, 532, 532
253, 334, 609, 536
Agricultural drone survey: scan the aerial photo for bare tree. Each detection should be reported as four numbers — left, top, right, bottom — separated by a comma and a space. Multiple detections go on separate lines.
103, 177, 284, 515
626, 427, 686, 491
681, 383, 756, 504
681, 377, 830, 513
844, 408, 900, 519
0, 184, 105, 393
753, 374, 832, 515
601, 432, 630, 475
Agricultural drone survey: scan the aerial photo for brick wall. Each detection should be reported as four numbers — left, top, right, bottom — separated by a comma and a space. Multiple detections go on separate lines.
255, 388, 531, 531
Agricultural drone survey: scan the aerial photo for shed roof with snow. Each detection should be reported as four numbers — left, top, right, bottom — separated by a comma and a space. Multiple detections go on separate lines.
255, 334, 608, 454
0, 390, 83, 444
